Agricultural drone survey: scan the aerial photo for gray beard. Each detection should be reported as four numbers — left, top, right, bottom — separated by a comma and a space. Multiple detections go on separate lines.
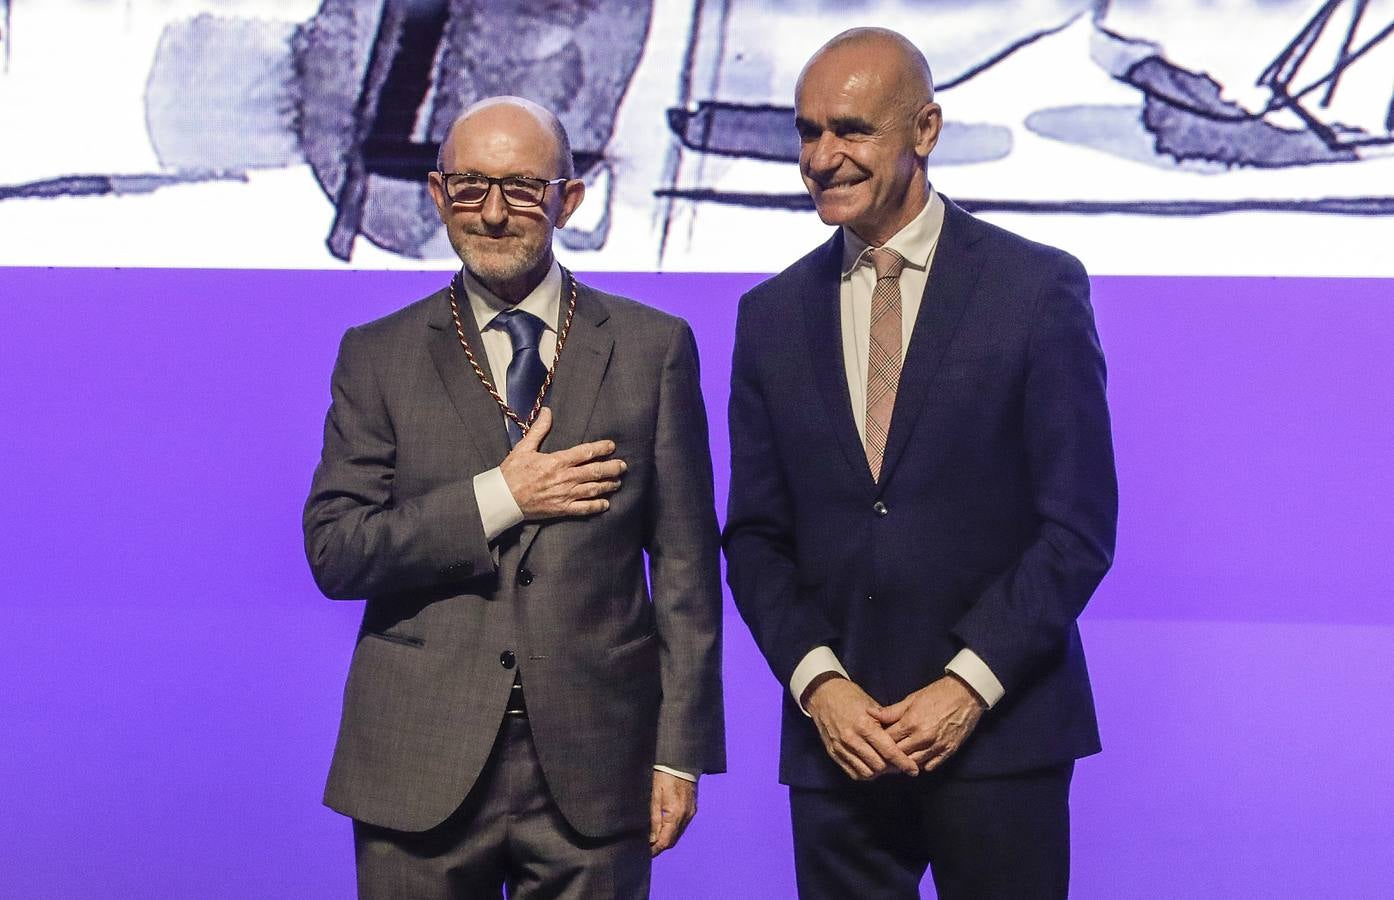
457, 241, 535, 282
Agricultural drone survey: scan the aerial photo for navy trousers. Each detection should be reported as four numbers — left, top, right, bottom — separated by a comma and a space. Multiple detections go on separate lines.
790, 762, 1074, 900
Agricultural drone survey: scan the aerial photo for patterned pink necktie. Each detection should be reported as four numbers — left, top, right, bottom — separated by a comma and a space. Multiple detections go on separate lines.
865, 246, 906, 480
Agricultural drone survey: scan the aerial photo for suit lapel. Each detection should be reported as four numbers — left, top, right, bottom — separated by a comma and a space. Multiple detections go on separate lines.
877, 198, 984, 486
426, 281, 512, 466
517, 279, 614, 559
802, 232, 878, 493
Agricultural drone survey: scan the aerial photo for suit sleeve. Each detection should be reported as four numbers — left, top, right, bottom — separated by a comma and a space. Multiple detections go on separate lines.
647, 320, 727, 774
950, 253, 1118, 692
303, 326, 495, 600
722, 294, 840, 688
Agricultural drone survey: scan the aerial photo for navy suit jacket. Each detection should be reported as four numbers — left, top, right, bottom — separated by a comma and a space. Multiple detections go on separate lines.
723, 198, 1117, 788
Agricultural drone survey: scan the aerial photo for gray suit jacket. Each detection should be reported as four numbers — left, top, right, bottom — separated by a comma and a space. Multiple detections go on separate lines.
304, 277, 725, 836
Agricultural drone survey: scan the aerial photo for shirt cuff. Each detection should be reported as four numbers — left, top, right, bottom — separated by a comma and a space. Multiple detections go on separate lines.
473, 467, 524, 543
945, 648, 1005, 709
654, 765, 698, 783
789, 646, 849, 716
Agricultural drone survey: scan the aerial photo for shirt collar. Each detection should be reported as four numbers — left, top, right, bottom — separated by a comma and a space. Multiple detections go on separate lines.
840, 187, 945, 279
463, 259, 563, 334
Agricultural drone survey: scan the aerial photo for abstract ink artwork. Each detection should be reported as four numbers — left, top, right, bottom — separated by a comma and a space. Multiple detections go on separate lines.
1, 0, 1390, 274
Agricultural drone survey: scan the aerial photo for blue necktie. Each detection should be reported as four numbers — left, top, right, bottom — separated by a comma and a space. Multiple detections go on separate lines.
493, 309, 548, 445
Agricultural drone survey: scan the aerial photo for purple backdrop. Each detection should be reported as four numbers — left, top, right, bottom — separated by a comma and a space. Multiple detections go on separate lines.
2, 267, 1391, 897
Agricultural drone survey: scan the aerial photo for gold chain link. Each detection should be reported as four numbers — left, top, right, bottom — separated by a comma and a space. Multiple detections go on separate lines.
447, 269, 579, 437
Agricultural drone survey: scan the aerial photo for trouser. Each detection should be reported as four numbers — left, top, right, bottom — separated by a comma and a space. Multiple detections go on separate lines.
353, 714, 651, 899
790, 762, 1074, 900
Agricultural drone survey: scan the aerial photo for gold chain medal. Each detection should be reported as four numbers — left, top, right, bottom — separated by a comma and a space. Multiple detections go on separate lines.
447, 268, 579, 437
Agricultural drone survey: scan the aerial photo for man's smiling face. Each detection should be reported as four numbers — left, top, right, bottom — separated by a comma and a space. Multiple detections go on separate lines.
794, 42, 940, 246
427, 99, 582, 300
431, 110, 561, 289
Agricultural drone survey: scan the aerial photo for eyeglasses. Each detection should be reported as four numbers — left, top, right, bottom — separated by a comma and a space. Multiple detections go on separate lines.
437, 172, 568, 208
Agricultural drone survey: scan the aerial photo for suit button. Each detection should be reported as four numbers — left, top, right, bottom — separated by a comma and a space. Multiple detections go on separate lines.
500, 650, 516, 669
872, 501, 888, 517
517, 567, 534, 586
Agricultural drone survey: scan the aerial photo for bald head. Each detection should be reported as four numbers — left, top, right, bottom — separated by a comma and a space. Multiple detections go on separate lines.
792, 27, 942, 245
427, 95, 586, 304
436, 96, 574, 179
798, 27, 935, 117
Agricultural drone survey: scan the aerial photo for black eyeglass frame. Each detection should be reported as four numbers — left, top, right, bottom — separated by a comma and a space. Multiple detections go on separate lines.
435, 172, 570, 208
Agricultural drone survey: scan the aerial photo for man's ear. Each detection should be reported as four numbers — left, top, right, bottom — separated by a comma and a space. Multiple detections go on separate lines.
426, 171, 451, 224
915, 102, 943, 158
551, 178, 587, 229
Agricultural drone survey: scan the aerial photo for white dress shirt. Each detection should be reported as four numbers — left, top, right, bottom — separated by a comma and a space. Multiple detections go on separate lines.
461, 262, 697, 782
788, 189, 1007, 713
465, 262, 560, 543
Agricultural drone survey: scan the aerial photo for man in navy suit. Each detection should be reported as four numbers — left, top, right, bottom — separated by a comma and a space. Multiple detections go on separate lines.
724, 28, 1117, 899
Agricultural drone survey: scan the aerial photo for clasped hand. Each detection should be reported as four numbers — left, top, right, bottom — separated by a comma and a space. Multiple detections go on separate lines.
803, 674, 984, 781
499, 408, 626, 520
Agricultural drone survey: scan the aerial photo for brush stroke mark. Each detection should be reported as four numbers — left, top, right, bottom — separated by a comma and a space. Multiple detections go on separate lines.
5, 0, 1394, 269
662, 3, 1394, 235
652, 187, 1394, 216
146, 15, 303, 172
1023, 105, 1226, 171
1124, 56, 1361, 167
933, 8, 1088, 92
667, 103, 1012, 166
5, 1, 648, 262
558, 160, 613, 252
658, 0, 729, 266
1258, 0, 1394, 149
293, 0, 652, 260
0, 172, 246, 202
1086, 1, 1392, 166
2, 0, 11, 73
323, 0, 424, 261
656, 5, 1076, 263
659, 10, 1088, 171
663, 10, 1377, 176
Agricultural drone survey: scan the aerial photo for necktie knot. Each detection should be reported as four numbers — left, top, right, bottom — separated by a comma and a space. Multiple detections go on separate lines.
494, 308, 546, 351
867, 246, 906, 282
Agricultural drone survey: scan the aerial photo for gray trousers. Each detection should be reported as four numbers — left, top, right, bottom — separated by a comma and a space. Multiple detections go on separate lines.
353, 715, 651, 899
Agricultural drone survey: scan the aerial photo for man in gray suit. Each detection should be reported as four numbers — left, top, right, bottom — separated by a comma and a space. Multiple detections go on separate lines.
304, 96, 725, 898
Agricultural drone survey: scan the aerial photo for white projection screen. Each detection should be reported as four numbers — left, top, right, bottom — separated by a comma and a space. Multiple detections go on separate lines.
2, 0, 1392, 275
